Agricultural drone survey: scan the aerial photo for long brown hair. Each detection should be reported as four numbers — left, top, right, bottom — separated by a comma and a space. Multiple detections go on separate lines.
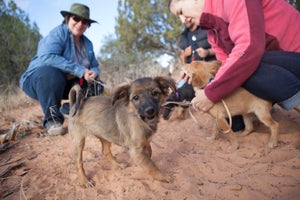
62, 15, 71, 24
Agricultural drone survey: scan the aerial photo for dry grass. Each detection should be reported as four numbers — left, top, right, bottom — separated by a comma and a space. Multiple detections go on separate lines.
100, 62, 172, 88
0, 84, 35, 113
0, 64, 173, 113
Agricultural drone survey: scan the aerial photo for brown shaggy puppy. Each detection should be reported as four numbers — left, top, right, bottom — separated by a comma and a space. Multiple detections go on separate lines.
68, 76, 176, 188
182, 61, 279, 150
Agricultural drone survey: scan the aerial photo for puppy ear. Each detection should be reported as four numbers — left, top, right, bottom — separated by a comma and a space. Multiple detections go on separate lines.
154, 76, 176, 95
191, 73, 204, 88
68, 84, 83, 117
209, 60, 222, 76
112, 83, 130, 105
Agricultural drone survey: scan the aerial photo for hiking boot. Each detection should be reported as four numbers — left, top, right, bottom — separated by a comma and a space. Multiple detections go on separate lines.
45, 121, 66, 136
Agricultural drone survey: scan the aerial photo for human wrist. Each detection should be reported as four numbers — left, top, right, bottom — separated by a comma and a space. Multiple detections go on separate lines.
206, 49, 210, 57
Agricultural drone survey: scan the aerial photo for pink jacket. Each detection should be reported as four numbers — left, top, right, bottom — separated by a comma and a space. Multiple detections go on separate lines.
201, 0, 300, 102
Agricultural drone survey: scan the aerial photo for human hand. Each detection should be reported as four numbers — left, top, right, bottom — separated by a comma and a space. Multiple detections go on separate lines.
83, 69, 97, 82
184, 46, 192, 56
191, 89, 214, 112
196, 47, 209, 58
180, 70, 192, 84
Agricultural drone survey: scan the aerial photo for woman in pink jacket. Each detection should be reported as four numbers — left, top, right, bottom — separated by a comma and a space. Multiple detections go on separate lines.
169, 0, 300, 130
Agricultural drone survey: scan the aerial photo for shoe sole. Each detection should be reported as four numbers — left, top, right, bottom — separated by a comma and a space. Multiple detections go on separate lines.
47, 126, 66, 136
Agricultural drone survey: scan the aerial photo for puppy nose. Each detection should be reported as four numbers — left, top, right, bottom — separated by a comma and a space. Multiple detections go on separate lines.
145, 106, 155, 117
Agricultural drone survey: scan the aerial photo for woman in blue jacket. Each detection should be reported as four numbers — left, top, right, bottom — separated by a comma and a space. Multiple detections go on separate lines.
20, 3, 101, 136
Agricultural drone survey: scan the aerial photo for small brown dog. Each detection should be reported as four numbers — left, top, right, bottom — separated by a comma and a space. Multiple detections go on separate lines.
182, 61, 279, 150
68, 76, 176, 188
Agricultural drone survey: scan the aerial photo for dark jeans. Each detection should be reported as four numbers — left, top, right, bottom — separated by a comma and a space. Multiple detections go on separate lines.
243, 51, 300, 109
232, 51, 300, 131
22, 66, 103, 127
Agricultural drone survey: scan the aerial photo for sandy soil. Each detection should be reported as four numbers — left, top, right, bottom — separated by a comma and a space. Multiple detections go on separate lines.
0, 98, 300, 200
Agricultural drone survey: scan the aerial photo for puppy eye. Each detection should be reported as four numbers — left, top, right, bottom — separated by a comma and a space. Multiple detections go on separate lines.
152, 91, 159, 97
133, 95, 139, 101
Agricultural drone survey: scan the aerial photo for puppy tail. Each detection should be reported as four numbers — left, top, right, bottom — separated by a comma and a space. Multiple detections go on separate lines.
68, 84, 84, 117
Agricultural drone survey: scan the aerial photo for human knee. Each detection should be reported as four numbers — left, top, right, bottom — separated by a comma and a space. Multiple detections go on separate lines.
243, 63, 300, 103
35, 67, 67, 89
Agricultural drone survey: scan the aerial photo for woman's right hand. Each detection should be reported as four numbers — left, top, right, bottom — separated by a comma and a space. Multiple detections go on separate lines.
83, 69, 97, 82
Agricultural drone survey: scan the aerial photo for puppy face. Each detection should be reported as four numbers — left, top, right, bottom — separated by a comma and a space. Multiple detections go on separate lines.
182, 61, 221, 89
112, 76, 176, 130
129, 78, 162, 122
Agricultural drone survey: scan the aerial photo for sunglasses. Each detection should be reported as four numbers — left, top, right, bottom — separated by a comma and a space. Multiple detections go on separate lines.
71, 15, 90, 26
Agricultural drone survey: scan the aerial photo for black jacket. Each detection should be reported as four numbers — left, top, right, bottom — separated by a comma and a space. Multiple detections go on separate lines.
179, 26, 215, 63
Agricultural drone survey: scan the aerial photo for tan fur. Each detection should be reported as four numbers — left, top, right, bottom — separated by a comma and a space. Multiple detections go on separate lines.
68, 77, 176, 188
102, 87, 111, 96
182, 61, 279, 150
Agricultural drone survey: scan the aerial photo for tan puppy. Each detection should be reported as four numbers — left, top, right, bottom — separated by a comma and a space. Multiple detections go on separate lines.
182, 61, 279, 150
68, 76, 176, 188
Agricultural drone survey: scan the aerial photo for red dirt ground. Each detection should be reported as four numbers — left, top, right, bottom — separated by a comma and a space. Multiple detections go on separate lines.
0, 99, 299, 200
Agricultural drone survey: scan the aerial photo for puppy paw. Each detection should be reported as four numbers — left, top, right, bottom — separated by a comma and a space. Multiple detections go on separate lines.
206, 135, 217, 140
113, 162, 127, 170
80, 179, 95, 188
159, 176, 173, 183
154, 173, 173, 183
268, 140, 278, 148
227, 143, 239, 152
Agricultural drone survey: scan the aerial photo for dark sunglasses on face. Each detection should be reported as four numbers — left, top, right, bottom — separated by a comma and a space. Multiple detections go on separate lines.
72, 15, 90, 26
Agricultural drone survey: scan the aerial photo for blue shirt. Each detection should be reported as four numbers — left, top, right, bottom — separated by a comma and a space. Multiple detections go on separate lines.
19, 23, 100, 89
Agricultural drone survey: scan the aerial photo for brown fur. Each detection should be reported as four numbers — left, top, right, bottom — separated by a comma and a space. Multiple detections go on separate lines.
68, 76, 176, 188
182, 61, 279, 150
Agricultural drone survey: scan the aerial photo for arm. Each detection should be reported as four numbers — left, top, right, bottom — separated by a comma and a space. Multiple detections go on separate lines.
83, 36, 100, 78
179, 29, 192, 63
37, 25, 85, 78
181, 46, 192, 62
180, 50, 186, 64
204, 0, 266, 102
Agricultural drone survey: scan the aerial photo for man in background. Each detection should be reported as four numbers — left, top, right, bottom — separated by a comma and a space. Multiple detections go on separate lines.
179, 22, 215, 64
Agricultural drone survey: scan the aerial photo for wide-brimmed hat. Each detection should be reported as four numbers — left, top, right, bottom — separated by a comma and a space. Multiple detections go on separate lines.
60, 3, 97, 24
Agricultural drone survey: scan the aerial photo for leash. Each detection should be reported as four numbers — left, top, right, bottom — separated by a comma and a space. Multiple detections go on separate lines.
218, 99, 232, 134
161, 101, 204, 127
161, 100, 191, 107
90, 78, 111, 89
161, 99, 233, 134
81, 78, 111, 98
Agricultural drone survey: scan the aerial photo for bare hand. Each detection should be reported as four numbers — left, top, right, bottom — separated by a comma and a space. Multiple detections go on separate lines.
191, 89, 214, 112
180, 70, 192, 84
184, 46, 192, 56
196, 47, 209, 58
83, 69, 97, 82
